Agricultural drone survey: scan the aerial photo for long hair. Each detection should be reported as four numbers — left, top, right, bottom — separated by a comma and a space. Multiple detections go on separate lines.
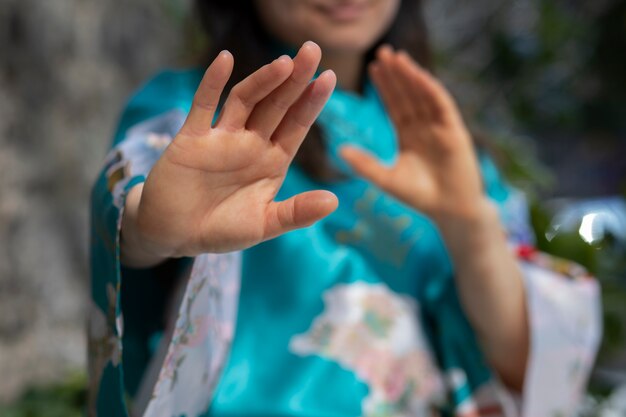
194, 0, 432, 182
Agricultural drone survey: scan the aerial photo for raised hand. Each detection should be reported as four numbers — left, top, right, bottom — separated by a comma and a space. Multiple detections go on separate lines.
340, 47, 530, 390
340, 45, 485, 223
121, 42, 338, 266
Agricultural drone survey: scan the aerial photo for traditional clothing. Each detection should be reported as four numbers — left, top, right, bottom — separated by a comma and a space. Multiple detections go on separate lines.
89, 68, 601, 417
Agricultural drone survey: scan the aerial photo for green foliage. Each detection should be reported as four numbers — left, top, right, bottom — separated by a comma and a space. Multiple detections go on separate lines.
0, 372, 86, 417
160, 0, 211, 64
485, 131, 555, 196
485, 0, 597, 131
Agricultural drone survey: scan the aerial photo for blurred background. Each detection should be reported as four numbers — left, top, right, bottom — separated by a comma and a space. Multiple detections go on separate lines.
0, 0, 624, 415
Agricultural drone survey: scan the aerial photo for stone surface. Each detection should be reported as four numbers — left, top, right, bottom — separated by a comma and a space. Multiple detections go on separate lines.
0, 0, 190, 401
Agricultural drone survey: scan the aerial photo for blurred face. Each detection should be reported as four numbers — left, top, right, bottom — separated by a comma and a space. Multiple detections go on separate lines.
253, 0, 401, 54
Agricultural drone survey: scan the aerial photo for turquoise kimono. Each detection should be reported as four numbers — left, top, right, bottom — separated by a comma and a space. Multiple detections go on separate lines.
89, 68, 601, 417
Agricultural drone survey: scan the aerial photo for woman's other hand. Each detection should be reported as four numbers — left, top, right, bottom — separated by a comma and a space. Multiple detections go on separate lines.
121, 42, 338, 267
340, 45, 485, 224
341, 46, 529, 390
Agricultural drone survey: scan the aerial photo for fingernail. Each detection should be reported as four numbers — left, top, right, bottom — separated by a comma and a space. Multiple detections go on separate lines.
318, 190, 338, 203
275, 54, 291, 63
379, 44, 393, 55
303, 40, 319, 49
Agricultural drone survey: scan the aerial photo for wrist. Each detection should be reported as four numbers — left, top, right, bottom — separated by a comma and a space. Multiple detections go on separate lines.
433, 198, 507, 252
433, 197, 501, 230
120, 184, 171, 267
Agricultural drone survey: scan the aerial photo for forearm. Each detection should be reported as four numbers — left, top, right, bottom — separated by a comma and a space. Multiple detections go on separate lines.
433, 198, 529, 391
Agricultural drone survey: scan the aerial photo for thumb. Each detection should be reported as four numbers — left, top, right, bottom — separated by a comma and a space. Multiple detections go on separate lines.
264, 190, 338, 240
339, 146, 391, 188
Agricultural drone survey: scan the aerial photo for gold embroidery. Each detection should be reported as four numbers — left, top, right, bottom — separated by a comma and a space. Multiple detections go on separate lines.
334, 188, 422, 267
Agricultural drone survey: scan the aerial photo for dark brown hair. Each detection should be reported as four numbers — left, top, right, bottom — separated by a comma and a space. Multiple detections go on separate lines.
195, 0, 432, 182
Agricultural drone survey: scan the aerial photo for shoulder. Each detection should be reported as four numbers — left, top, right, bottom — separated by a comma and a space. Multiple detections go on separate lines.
112, 68, 204, 146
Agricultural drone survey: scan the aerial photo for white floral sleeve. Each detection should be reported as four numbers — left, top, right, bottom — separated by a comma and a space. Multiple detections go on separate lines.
96, 110, 242, 417
490, 188, 603, 417
515, 246, 602, 417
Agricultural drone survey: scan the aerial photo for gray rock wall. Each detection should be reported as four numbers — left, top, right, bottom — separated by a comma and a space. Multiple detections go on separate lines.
0, 0, 190, 401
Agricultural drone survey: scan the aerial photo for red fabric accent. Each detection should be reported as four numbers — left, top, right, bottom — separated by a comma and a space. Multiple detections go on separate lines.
516, 244, 536, 261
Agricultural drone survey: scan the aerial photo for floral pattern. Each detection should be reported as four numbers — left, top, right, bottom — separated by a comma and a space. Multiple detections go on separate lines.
90, 110, 242, 417
515, 244, 592, 281
89, 78, 602, 417
87, 282, 123, 417
143, 252, 241, 417
290, 282, 446, 417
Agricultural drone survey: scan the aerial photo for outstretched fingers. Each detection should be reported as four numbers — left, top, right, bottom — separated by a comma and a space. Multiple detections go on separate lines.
370, 46, 415, 130
263, 190, 338, 240
246, 41, 322, 140
393, 51, 452, 123
217, 56, 294, 130
271, 69, 337, 157
181, 51, 234, 136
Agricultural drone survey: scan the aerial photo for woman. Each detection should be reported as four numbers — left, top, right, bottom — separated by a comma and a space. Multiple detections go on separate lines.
89, 1, 601, 416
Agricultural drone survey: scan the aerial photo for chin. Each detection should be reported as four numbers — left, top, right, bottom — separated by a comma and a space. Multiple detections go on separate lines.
310, 29, 382, 54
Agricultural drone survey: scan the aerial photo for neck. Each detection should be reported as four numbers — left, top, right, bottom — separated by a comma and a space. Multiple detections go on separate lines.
320, 50, 365, 93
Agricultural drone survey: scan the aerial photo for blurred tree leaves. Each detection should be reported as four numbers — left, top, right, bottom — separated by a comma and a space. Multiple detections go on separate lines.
0, 372, 86, 417
430, 0, 625, 198
481, 0, 626, 134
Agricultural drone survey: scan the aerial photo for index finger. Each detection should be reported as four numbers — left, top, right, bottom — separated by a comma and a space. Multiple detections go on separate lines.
181, 50, 234, 136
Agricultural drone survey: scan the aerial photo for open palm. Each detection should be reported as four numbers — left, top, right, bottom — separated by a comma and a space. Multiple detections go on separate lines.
340, 46, 484, 222
131, 42, 338, 260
